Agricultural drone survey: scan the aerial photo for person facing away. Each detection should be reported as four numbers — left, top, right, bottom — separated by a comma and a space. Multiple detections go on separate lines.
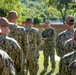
63, 28, 76, 56
42, 20, 56, 73
0, 49, 15, 75
7, 10, 28, 75
56, 15, 75, 58
22, 20, 26, 27
24, 17, 42, 75
0, 17, 23, 75
7, 10, 28, 56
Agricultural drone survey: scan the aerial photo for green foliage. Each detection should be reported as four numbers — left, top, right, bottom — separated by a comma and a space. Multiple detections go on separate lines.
0, 0, 76, 24
34, 17, 43, 24
43, 0, 76, 23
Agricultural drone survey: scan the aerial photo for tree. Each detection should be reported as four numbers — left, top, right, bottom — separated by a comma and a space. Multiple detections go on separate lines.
43, 0, 76, 23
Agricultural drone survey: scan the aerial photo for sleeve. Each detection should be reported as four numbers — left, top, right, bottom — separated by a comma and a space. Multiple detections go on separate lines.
48, 29, 56, 41
64, 42, 71, 55
37, 30, 42, 47
42, 30, 46, 38
59, 59, 67, 75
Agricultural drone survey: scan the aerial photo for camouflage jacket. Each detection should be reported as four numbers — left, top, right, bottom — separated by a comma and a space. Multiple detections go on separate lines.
0, 49, 15, 75
59, 50, 76, 75
24, 26, 42, 59
9, 24, 28, 56
0, 34, 23, 74
64, 38, 76, 55
67, 59, 76, 75
42, 27, 56, 47
56, 29, 74, 57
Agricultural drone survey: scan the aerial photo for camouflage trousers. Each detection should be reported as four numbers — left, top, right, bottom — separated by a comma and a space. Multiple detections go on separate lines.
25, 57, 39, 75
43, 47, 55, 69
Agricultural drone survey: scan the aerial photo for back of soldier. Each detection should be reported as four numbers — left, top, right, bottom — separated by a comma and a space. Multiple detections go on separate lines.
0, 49, 15, 75
24, 17, 42, 75
0, 17, 23, 75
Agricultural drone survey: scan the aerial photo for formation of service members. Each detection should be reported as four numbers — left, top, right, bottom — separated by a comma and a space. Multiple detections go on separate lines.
0, 9, 76, 75
42, 20, 56, 73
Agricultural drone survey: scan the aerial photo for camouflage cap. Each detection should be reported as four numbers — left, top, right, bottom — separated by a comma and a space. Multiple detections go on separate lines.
65, 15, 75, 25
74, 28, 76, 39
0, 17, 14, 26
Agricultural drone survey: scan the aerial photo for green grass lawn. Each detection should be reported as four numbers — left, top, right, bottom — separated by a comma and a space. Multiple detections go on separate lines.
38, 50, 59, 75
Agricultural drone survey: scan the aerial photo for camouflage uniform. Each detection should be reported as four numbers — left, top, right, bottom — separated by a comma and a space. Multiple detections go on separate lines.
42, 27, 56, 70
9, 24, 28, 56
59, 50, 76, 75
56, 29, 74, 57
0, 34, 23, 75
64, 38, 76, 55
24, 26, 42, 75
9, 24, 28, 75
67, 59, 76, 75
0, 49, 15, 75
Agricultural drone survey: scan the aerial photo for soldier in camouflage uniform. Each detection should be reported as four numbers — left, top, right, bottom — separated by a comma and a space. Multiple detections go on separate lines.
59, 28, 76, 75
67, 59, 76, 75
63, 28, 76, 55
7, 10, 28, 75
42, 20, 56, 72
0, 49, 15, 75
59, 50, 76, 75
56, 16, 75, 58
24, 17, 42, 75
0, 17, 23, 75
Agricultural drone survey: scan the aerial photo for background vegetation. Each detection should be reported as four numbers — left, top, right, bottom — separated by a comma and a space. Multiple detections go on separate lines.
0, 0, 76, 24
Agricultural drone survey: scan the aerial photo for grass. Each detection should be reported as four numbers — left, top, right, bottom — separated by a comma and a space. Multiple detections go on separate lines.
38, 50, 59, 75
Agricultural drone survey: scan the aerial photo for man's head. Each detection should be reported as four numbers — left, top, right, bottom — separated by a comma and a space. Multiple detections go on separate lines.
8, 10, 18, 23
45, 20, 51, 29
22, 20, 26, 27
65, 16, 75, 29
25, 17, 33, 27
0, 17, 14, 35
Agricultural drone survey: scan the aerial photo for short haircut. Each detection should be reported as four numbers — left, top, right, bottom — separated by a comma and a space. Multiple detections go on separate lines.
26, 17, 34, 23
45, 20, 51, 24
8, 10, 18, 20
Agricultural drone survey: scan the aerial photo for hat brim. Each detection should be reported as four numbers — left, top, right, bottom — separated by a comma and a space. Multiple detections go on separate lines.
1, 22, 14, 27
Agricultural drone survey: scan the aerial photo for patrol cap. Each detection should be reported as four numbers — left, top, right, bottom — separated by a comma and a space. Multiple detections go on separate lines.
74, 28, 76, 39
65, 15, 75, 25
0, 17, 14, 26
